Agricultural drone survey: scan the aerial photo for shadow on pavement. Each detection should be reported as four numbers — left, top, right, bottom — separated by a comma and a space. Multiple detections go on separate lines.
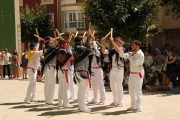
0, 102, 24, 106
38, 110, 80, 117
90, 105, 114, 112
102, 110, 133, 115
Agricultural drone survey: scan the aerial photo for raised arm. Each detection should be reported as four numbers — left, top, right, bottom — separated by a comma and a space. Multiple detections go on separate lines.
119, 47, 130, 59
110, 38, 119, 53
101, 37, 106, 54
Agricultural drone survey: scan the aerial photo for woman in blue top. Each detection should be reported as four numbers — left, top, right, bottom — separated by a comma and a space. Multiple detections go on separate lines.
155, 49, 164, 66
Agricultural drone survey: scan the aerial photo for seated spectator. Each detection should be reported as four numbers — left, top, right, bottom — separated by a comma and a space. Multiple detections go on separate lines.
103, 67, 110, 86
155, 49, 165, 66
146, 72, 173, 91
152, 50, 157, 60
146, 60, 160, 85
0, 51, 5, 79
144, 50, 153, 70
37, 64, 42, 82
123, 70, 129, 88
142, 64, 149, 89
103, 54, 110, 70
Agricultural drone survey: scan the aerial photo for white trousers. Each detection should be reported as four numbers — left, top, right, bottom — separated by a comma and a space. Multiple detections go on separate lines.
44, 66, 56, 104
25, 69, 37, 101
91, 68, 106, 103
110, 68, 124, 104
129, 73, 143, 110
76, 73, 89, 111
58, 70, 70, 107
68, 68, 76, 99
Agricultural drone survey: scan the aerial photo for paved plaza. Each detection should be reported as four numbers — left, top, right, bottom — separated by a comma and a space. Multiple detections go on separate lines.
0, 78, 180, 120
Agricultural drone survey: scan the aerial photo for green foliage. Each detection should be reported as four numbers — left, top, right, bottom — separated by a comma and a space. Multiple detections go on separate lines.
20, 4, 53, 43
83, 0, 158, 42
159, 0, 180, 14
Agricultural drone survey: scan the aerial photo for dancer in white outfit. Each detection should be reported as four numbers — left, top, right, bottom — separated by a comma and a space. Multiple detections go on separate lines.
89, 41, 106, 105
24, 39, 43, 104
57, 41, 74, 108
119, 40, 144, 112
102, 37, 124, 107
73, 35, 97, 112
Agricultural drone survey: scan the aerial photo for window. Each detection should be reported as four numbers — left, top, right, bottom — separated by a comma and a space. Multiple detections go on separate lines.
78, 13, 85, 28
41, 0, 54, 5
64, 13, 67, 28
69, 13, 76, 28
63, 11, 85, 29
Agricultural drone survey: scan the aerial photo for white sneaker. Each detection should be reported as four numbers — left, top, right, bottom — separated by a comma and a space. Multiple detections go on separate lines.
24, 100, 31, 104
30, 99, 39, 102
81, 108, 91, 112
133, 109, 141, 113
127, 107, 134, 111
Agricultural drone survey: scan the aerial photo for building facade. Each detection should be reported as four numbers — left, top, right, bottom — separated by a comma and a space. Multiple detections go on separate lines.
150, 6, 180, 51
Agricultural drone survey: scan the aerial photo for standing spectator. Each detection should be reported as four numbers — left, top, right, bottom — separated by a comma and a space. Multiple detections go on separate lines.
148, 44, 151, 53
0, 51, 5, 79
21, 50, 28, 79
144, 50, 153, 70
123, 70, 129, 88
13, 49, 20, 78
163, 44, 170, 57
155, 45, 159, 54
3, 48, 11, 79
10, 53, 18, 78
155, 49, 164, 66
165, 50, 177, 87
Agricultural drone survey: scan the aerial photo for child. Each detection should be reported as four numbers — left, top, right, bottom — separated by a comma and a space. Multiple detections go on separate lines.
123, 71, 129, 88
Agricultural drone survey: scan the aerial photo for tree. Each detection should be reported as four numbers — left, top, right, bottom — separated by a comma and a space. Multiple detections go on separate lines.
20, 4, 53, 43
159, 0, 180, 14
83, 0, 158, 42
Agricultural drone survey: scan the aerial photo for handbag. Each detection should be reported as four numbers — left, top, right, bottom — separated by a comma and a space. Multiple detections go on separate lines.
159, 63, 167, 72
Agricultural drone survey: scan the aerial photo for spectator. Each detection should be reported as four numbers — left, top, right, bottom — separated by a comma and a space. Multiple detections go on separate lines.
144, 50, 153, 70
21, 50, 28, 79
142, 64, 148, 89
103, 67, 110, 86
155, 49, 164, 66
10, 52, 18, 78
123, 70, 129, 88
13, 49, 20, 78
165, 50, 177, 87
152, 50, 157, 60
155, 45, 159, 54
163, 44, 170, 57
0, 51, 5, 79
146, 72, 173, 91
3, 48, 11, 79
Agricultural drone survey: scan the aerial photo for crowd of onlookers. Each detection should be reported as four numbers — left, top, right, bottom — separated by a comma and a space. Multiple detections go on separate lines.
1, 43, 179, 92
0, 49, 28, 79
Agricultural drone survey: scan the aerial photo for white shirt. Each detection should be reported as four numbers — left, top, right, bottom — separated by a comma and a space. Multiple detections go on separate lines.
104, 48, 124, 67
144, 55, 153, 67
4, 53, 11, 65
92, 48, 101, 68
119, 47, 144, 73
27, 43, 43, 71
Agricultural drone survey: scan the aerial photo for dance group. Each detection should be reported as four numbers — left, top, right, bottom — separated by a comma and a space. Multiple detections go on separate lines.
24, 25, 144, 113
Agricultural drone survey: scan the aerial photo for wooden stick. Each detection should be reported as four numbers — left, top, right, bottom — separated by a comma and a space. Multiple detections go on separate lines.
89, 22, 91, 30
35, 28, 39, 36
55, 29, 64, 40
75, 31, 78, 37
111, 28, 113, 38
34, 34, 44, 41
83, 31, 86, 37
69, 34, 73, 43
93, 31, 95, 36
54, 31, 57, 45
104, 31, 111, 39
68, 32, 72, 41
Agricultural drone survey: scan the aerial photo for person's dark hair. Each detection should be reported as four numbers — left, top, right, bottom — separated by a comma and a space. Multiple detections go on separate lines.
153, 71, 162, 84
75, 35, 83, 46
133, 40, 141, 47
4, 48, 8, 51
145, 50, 150, 54
154, 60, 158, 64
24, 49, 27, 52
165, 44, 169, 48
163, 71, 172, 82
30, 43, 36, 50
44, 36, 51, 46
13, 49, 18, 57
